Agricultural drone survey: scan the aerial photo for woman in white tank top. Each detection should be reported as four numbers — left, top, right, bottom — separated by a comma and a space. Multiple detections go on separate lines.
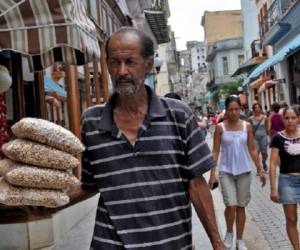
209, 95, 266, 250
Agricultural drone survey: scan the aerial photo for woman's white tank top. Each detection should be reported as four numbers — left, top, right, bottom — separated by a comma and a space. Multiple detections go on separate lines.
219, 121, 252, 175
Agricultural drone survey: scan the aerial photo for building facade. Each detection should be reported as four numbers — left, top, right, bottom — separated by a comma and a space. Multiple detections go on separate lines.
246, 0, 300, 108
202, 10, 244, 111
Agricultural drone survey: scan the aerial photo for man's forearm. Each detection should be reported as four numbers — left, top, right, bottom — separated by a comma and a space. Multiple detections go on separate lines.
189, 176, 225, 249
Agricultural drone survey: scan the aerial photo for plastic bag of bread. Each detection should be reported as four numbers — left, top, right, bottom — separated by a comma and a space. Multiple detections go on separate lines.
0, 159, 80, 190
2, 139, 80, 170
11, 118, 84, 155
0, 178, 69, 208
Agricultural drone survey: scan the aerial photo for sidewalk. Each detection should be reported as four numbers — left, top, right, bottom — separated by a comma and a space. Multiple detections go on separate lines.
192, 176, 271, 250
193, 133, 272, 250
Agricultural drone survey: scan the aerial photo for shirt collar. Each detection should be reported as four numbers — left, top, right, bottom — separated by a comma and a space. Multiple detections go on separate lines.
98, 85, 167, 132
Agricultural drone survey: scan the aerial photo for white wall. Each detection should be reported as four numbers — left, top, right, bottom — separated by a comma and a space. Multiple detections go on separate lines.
155, 44, 170, 96
240, 0, 260, 61
190, 42, 207, 73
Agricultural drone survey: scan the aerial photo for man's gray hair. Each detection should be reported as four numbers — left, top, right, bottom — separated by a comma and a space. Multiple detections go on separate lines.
105, 27, 154, 60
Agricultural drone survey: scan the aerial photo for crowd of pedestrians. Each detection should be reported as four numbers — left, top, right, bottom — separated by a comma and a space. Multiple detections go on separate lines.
204, 100, 300, 250
165, 96, 300, 249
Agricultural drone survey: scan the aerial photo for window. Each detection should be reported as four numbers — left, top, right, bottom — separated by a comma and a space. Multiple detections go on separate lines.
83, 0, 90, 14
197, 56, 200, 60
238, 55, 244, 67
97, 1, 103, 28
89, 0, 97, 20
102, 8, 107, 31
108, 15, 113, 35
222, 57, 229, 75
181, 58, 185, 66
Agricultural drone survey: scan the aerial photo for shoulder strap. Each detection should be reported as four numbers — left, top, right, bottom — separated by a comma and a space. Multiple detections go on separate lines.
220, 122, 226, 131
243, 121, 247, 131
253, 117, 263, 134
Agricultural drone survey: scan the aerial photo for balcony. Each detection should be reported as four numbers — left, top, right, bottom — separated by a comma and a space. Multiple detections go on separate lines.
206, 38, 243, 62
261, 0, 299, 45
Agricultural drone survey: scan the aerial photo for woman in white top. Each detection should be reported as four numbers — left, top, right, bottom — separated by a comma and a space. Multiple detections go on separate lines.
209, 95, 266, 250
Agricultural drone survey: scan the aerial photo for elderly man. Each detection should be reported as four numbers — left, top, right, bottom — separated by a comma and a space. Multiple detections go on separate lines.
80, 27, 225, 250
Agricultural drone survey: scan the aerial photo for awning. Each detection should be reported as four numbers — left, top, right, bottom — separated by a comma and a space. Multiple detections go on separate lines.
144, 10, 169, 44
232, 56, 266, 76
265, 79, 277, 88
249, 77, 264, 90
0, 0, 100, 71
44, 75, 67, 97
258, 79, 278, 93
248, 33, 300, 80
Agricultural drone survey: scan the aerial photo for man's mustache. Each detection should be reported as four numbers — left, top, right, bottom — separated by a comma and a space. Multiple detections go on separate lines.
116, 76, 134, 84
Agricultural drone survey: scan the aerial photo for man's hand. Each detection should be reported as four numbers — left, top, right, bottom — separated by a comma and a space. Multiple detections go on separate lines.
189, 176, 226, 249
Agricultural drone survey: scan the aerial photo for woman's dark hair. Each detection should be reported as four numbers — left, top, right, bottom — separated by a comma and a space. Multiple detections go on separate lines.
105, 27, 154, 60
164, 92, 181, 100
225, 95, 241, 110
283, 105, 300, 116
271, 102, 280, 113
252, 103, 262, 111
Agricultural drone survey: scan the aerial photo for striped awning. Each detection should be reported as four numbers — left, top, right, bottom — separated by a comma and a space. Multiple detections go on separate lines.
0, 0, 100, 71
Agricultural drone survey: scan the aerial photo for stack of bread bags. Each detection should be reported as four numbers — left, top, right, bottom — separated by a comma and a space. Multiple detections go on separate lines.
0, 118, 84, 208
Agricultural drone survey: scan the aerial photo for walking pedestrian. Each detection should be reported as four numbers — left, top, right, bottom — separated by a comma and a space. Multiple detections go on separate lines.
248, 103, 269, 172
269, 106, 300, 250
80, 27, 225, 250
269, 102, 285, 138
209, 95, 266, 250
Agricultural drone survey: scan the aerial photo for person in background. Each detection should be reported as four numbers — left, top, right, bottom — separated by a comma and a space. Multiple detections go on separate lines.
81, 27, 225, 250
269, 106, 300, 250
248, 103, 269, 172
164, 92, 181, 100
269, 102, 285, 139
279, 101, 289, 115
209, 95, 266, 250
239, 105, 250, 121
210, 113, 218, 126
217, 109, 226, 123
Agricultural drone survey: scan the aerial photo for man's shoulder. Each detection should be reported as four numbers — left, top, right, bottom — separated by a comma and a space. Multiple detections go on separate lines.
82, 104, 105, 118
161, 96, 192, 115
81, 104, 106, 126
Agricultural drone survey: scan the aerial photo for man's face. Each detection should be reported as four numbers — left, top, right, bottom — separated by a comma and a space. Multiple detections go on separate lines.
106, 33, 153, 97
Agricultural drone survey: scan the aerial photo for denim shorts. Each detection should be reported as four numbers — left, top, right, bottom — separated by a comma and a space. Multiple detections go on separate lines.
278, 174, 300, 204
219, 171, 251, 207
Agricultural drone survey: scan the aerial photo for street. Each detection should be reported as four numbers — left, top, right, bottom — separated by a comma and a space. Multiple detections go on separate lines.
192, 134, 296, 250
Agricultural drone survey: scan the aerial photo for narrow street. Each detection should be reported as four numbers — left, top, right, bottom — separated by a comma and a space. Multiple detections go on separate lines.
52, 132, 295, 250
192, 134, 296, 250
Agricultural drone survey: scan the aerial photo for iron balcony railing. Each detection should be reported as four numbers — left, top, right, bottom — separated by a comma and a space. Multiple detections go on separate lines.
260, 0, 298, 39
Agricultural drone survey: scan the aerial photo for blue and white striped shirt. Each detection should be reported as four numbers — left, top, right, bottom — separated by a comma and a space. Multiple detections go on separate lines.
81, 86, 215, 250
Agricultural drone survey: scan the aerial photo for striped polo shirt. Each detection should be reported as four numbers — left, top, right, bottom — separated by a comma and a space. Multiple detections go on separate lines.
81, 86, 215, 250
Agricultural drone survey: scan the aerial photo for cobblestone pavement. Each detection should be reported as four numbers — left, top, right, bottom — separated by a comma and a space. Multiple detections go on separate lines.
248, 170, 296, 250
